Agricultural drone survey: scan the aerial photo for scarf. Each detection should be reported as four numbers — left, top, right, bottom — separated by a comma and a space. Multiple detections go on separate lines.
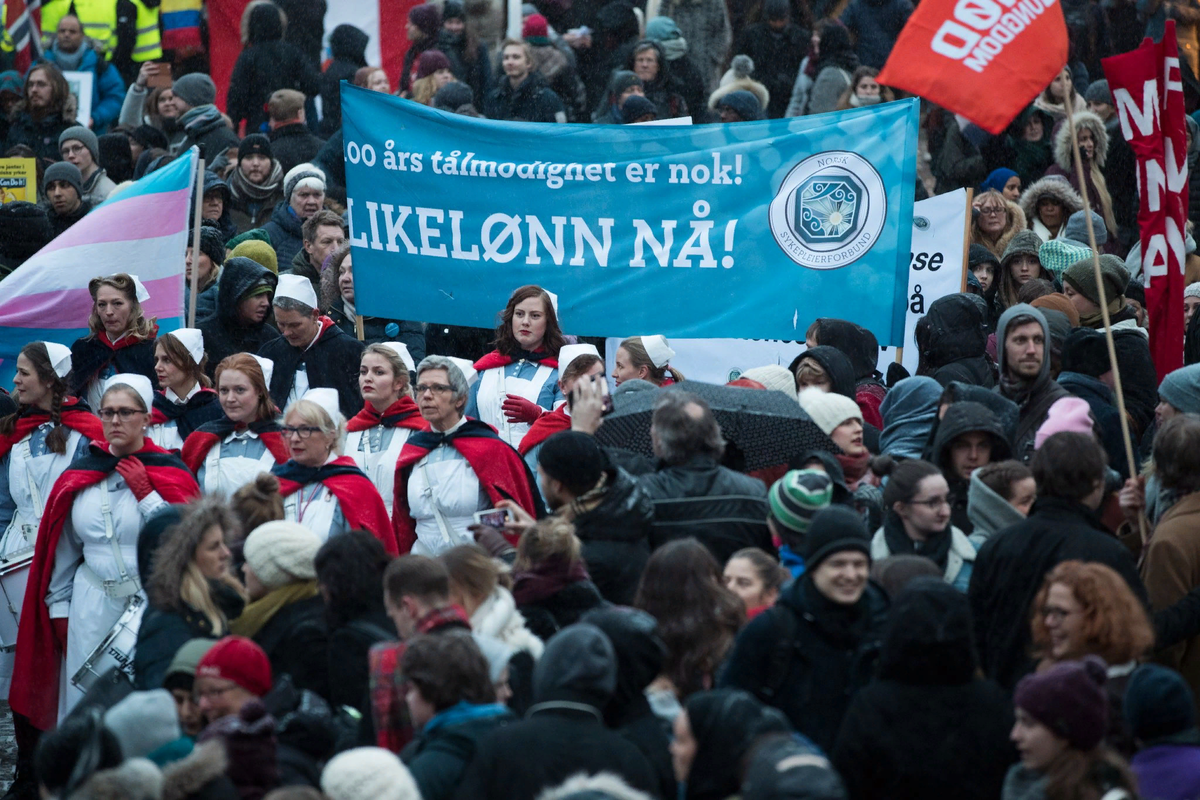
473, 348, 559, 371
849, 94, 882, 107
882, 510, 953, 571
229, 580, 319, 639
1078, 296, 1127, 329
53, 46, 87, 71
511, 555, 590, 605
228, 160, 284, 203
270, 457, 364, 487
801, 575, 869, 648
836, 451, 872, 485
659, 36, 688, 61
180, 104, 223, 136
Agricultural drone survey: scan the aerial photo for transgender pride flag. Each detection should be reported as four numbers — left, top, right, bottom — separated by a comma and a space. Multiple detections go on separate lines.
0, 149, 198, 385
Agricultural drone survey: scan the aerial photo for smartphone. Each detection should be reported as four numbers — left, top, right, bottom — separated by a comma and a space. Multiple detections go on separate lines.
567, 374, 614, 415
147, 62, 173, 89
473, 507, 514, 528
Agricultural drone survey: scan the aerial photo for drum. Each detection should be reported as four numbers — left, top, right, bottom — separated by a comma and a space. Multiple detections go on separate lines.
0, 549, 34, 651
71, 596, 145, 692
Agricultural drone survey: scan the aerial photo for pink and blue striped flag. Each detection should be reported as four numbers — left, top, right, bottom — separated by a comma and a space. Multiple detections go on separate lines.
0, 149, 198, 385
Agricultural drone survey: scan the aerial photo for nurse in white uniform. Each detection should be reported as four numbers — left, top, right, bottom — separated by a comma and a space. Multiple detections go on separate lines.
146, 328, 222, 452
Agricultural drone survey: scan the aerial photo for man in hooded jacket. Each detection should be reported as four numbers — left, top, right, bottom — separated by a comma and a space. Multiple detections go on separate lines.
994, 304, 1071, 463
921, 294, 995, 388
928, 401, 1012, 534
198, 257, 280, 376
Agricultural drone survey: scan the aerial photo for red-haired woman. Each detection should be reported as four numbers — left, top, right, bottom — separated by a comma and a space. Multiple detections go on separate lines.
466, 285, 565, 447
70, 274, 159, 412
181, 353, 288, 498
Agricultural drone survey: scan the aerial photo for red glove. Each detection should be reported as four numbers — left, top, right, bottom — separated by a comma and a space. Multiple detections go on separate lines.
52, 618, 68, 651
501, 394, 544, 424
115, 457, 153, 501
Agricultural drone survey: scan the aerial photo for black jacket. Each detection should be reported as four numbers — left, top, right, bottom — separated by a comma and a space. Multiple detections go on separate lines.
327, 610, 395, 713
573, 466, 654, 605
320, 25, 368, 136
734, 23, 806, 118
5, 111, 73, 164
274, 0, 328, 68
968, 496, 1147, 691
923, 294, 995, 389
927, 401, 1011, 534
46, 199, 92, 238
268, 123, 326, 177
832, 580, 1016, 800
198, 256, 280, 376
255, 594, 330, 701
623, 41, 688, 120
69, 334, 157, 401
719, 575, 890, 752
261, 201, 306, 268
327, 295, 426, 360
134, 582, 245, 691
438, 30, 492, 105
402, 704, 516, 800
177, 106, 240, 163
638, 455, 773, 565
1056, 371, 1131, 479
227, 4, 320, 134
483, 71, 565, 122
258, 319, 365, 419
516, 580, 608, 641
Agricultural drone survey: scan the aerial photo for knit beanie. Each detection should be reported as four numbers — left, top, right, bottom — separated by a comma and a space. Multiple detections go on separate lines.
0, 70, 21, 98
433, 81, 474, 111
1030, 293, 1080, 328
242, 520, 321, 591
740, 365, 798, 402
44, 161, 83, 196
443, 0, 465, 20
620, 95, 657, 121
1124, 278, 1146, 307
1060, 328, 1110, 378
1037, 238, 1093, 279
522, 13, 549, 39
196, 636, 272, 697
162, 638, 217, 692
58, 125, 98, 162
0, 201, 52, 262
769, 469, 833, 539
283, 162, 326, 201
1084, 78, 1112, 105
1034, 396, 1095, 449
537, 431, 605, 496
130, 124, 168, 153
1063, 254, 1130, 307
803, 506, 871, 572
999, 230, 1043, 267
969, 243, 1001, 272
715, 89, 763, 122
798, 387, 862, 436
416, 49, 452, 80
1158, 364, 1200, 414
104, 690, 181, 759
408, 3, 442, 37
1062, 209, 1107, 247
229, 240, 278, 274
1014, 656, 1108, 751
1185, 281, 1200, 301
1123, 663, 1199, 743
322, 747, 421, 800
238, 133, 272, 162
197, 223, 226, 266
171, 73, 217, 108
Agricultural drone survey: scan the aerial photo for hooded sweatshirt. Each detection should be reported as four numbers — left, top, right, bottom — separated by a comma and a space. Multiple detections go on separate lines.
928, 401, 1013, 535
879, 376, 942, 459
967, 469, 1026, 540
994, 304, 1070, 463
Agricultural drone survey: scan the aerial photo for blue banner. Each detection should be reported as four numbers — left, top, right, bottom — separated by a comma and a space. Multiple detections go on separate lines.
342, 86, 919, 345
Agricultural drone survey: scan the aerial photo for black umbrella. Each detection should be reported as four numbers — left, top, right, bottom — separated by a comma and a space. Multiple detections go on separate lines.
594, 380, 837, 472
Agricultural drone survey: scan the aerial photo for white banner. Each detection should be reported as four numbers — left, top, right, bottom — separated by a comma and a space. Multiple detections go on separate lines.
605, 191, 969, 386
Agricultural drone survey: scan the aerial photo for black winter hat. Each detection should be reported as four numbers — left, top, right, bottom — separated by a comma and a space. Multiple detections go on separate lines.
1125, 277, 1146, 307
620, 94, 657, 122
803, 505, 871, 571
1061, 328, 1110, 378
1124, 663, 1200, 743
443, 0, 465, 20
715, 90, 763, 121
197, 222, 227, 266
764, 0, 790, 21
582, 607, 666, 715
533, 623, 617, 709
130, 124, 169, 153
238, 134, 272, 162
0, 201, 53, 262
741, 735, 847, 800
537, 431, 605, 495
433, 81, 475, 111
969, 243, 1001, 270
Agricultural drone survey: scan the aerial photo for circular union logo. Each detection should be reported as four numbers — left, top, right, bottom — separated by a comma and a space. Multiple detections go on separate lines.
914, 216, 930, 230
769, 151, 887, 270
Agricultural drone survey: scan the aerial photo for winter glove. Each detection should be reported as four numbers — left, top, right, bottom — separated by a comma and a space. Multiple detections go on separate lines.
115, 457, 153, 501
501, 394, 544, 424
52, 618, 68, 652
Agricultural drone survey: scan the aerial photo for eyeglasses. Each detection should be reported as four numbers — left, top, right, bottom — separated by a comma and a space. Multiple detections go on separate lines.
908, 495, 950, 510
281, 425, 322, 439
414, 383, 453, 395
978, 207, 1005, 216
61, 143, 87, 157
98, 407, 143, 421
195, 683, 239, 701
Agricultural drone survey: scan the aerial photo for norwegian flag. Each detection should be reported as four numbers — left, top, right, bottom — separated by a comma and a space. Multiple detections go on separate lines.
4, 0, 43, 74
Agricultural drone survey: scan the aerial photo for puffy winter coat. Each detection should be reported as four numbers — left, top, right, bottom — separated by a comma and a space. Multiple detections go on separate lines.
261, 200, 307, 267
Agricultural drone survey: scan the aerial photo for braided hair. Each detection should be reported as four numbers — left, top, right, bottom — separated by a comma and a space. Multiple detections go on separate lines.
0, 343, 71, 455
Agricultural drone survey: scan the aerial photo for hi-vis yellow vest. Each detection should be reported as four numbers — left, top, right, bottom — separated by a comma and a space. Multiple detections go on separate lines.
130, 0, 162, 62
40, 0, 118, 56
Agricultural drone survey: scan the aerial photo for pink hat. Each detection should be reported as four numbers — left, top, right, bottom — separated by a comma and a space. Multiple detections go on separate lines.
1034, 397, 1095, 450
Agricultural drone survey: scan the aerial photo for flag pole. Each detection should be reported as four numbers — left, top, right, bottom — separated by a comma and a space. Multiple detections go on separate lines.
187, 157, 206, 328
1062, 100, 1146, 543
355, 315, 365, 341
961, 188, 974, 293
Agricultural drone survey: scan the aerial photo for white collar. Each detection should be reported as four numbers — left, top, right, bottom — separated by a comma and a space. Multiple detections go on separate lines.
304, 322, 324, 352
166, 383, 201, 404
223, 428, 260, 443
432, 415, 468, 434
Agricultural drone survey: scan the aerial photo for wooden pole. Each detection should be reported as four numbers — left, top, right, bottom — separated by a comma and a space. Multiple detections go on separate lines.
961, 188, 974, 293
1062, 100, 1147, 544
355, 315, 366, 341
187, 157, 206, 328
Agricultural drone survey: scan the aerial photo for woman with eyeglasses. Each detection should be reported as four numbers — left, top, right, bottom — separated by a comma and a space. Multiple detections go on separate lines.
270, 391, 397, 553
11, 374, 199, 729
345, 343, 429, 517
970, 189, 1027, 260
70, 274, 160, 412
395, 356, 540, 556
870, 459, 980, 592
146, 329, 223, 452
181, 353, 289, 499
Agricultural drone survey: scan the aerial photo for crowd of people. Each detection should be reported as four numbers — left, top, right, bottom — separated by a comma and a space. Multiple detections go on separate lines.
2, 0, 1200, 799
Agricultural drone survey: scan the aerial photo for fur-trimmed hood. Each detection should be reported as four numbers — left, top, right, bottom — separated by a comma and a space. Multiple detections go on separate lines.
1052, 110, 1108, 170
535, 771, 654, 799
161, 740, 230, 800
1018, 175, 1083, 226
72, 758, 164, 800
973, 197, 1027, 259
708, 77, 769, 112
472, 586, 545, 658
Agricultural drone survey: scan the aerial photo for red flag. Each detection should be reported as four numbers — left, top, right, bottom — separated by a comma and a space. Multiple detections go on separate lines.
1103, 24, 1188, 381
5, 0, 43, 75
877, 0, 1068, 134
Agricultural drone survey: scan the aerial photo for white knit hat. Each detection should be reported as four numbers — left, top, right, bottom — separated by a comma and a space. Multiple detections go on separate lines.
798, 387, 862, 436
321, 747, 421, 800
243, 521, 321, 591
104, 690, 181, 759
740, 365, 798, 402
1185, 282, 1200, 300
42, 342, 72, 378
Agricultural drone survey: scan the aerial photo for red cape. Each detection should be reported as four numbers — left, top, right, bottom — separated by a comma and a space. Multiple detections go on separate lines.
392, 419, 540, 554
0, 402, 105, 460
276, 456, 399, 555
473, 350, 558, 371
517, 406, 571, 455
11, 440, 199, 730
180, 425, 290, 475
345, 397, 429, 434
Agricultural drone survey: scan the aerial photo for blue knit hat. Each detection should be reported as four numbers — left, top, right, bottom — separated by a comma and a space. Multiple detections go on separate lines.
1159, 364, 1200, 414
